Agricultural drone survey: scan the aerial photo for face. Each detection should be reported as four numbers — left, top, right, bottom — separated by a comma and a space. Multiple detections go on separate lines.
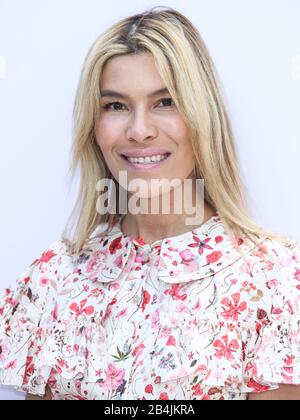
95, 52, 196, 200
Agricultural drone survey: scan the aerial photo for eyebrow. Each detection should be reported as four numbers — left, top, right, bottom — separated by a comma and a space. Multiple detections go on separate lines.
100, 87, 170, 99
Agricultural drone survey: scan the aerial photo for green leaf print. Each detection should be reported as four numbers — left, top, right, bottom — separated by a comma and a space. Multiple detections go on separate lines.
111, 343, 133, 362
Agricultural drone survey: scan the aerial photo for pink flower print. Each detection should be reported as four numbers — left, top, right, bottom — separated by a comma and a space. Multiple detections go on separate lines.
69, 298, 94, 317
23, 356, 35, 385
132, 343, 145, 357
158, 392, 169, 400
215, 236, 224, 244
35, 249, 56, 267
206, 251, 223, 265
101, 363, 126, 391
51, 304, 58, 321
179, 249, 195, 263
55, 357, 69, 374
208, 387, 222, 396
245, 361, 253, 373
151, 309, 160, 329
95, 369, 103, 378
73, 344, 80, 354
192, 383, 204, 396
134, 236, 147, 246
3, 289, 17, 310
39, 277, 49, 286
154, 244, 162, 254
264, 260, 275, 271
188, 236, 213, 256
0, 340, 9, 363
103, 305, 112, 321
154, 376, 161, 384
109, 236, 123, 255
247, 378, 269, 392
88, 288, 104, 298
213, 335, 239, 361
103, 297, 117, 320
116, 308, 128, 318
114, 253, 123, 268
252, 243, 269, 258
108, 283, 120, 291
145, 384, 154, 395
294, 267, 300, 282
233, 235, 244, 247
176, 303, 189, 313
5, 360, 17, 370
159, 325, 172, 338
241, 281, 256, 293
166, 335, 176, 346
86, 250, 105, 273
192, 299, 201, 310
109, 297, 117, 306
239, 262, 252, 276
164, 284, 187, 301
257, 308, 268, 321
142, 290, 151, 312
135, 251, 149, 264
271, 305, 283, 315
220, 293, 247, 321
258, 243, 268, 254
179, 250, 199, 273
282, 355, 294, 377
266, 278, 278, 290
48, 374, 57, 389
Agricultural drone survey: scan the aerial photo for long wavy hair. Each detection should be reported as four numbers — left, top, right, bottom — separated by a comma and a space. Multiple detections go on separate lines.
62, 6, 296, 256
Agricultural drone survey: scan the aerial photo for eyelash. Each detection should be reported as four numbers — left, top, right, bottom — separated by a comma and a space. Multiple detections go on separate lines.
102, 98, 175, 111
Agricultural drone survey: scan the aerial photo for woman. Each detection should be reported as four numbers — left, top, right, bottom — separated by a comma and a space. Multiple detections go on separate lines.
0, 7, 299, 401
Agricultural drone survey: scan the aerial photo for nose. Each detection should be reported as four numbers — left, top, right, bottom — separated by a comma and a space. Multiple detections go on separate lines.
126, 109, 158, 143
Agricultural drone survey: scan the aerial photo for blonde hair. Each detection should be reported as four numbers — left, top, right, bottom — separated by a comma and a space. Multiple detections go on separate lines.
62, 6, 297, 256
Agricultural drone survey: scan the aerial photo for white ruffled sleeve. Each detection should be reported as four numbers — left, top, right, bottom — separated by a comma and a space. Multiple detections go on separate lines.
0, 242, 60, 397
251, 239, 300, 388
151, 238, 300, 396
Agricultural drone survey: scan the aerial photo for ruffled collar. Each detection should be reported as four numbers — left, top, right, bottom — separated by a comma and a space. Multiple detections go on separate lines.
77, 211, 258, 284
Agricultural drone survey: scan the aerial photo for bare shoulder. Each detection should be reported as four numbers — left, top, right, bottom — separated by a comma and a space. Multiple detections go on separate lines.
26, 385, 53, 400
248, 385, 300, 400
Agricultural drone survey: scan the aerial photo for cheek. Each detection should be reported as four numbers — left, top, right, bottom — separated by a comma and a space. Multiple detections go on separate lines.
169, 120, 195, 167
163, 116, 190, 144
175, 121, 192, 150
95, 119, 118, 153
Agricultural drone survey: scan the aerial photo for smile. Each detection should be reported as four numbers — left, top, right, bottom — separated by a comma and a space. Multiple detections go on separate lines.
120, 153, 172, 171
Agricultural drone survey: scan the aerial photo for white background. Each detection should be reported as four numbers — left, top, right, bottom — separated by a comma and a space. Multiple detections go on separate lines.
0, 0, 299, 400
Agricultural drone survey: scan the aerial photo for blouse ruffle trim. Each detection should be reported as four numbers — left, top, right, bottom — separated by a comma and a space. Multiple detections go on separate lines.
1, 313, 300, 395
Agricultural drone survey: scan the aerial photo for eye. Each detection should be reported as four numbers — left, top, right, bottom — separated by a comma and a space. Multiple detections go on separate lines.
158, 97, 175, 107
102, 101, 126, 111
101, 97, 175, 112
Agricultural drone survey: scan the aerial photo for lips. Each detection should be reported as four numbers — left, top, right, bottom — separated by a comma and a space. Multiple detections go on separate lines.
122, 153, 171, 162
120, 152, 172, 171
120, 148, 172, 158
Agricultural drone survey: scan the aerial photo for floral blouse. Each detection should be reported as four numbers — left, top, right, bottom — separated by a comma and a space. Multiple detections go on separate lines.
0, 212, 300, 400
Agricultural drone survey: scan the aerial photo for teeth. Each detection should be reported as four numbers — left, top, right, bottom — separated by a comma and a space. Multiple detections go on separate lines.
126, 154, 169, 164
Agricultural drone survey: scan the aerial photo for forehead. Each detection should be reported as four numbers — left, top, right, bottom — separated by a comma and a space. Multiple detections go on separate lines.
100, 52, 165, 92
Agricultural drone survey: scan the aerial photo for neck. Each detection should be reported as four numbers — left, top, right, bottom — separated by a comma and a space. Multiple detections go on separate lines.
121, 203, 216, 244
120, 177, 216, 243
